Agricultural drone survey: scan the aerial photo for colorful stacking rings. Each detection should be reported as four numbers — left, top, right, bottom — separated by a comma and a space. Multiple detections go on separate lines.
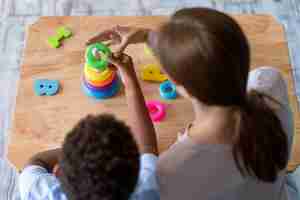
82, 76, 120, 99
85, 43, 111, 71
84, 64, 113, 82
146, 100, 166, 122
82, 42, 121, 100
159, 80, 177, 100
83, 74, 119, 92
83, 70, 116, 88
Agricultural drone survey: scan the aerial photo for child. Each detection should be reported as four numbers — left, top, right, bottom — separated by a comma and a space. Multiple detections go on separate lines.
89, 7, 299, 200
19, 114, 159, 200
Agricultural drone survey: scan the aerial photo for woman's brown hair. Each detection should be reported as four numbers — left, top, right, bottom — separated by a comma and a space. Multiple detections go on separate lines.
150, 7, 288, 182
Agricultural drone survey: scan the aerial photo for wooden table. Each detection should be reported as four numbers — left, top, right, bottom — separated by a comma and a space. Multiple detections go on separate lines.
8, 15, 300, 170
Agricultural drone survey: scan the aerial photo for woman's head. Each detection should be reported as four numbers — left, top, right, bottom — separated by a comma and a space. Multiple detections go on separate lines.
150, 7, 288, 182
149, 7, 249, 106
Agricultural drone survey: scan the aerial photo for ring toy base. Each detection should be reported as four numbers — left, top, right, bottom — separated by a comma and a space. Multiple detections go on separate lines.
82, 78, 120, 99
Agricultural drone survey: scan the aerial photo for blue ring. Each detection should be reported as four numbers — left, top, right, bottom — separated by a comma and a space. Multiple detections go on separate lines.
159, 80, 177, 100
82, 77, 120, 99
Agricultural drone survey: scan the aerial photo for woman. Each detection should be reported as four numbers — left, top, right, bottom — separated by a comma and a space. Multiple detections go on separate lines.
87, 7, 296, 199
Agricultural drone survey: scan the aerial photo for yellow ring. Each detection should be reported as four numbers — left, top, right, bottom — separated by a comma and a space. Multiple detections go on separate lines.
84, 64, 113, 82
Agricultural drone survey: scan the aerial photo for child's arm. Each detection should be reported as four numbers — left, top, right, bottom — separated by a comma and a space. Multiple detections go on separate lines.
20, 149, 62, 200
86, 26, 151, 55
25, 148, 61, 172
109, 54, 158, 155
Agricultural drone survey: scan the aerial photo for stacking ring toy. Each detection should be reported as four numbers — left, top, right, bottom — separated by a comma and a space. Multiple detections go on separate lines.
86, 42, 111, 71
84, 64, 113, 82
159, 80, 177, 100
84, 71, 116, 87
83, 75, 118, 91
82, 77, 120, 99
146, 100, 166, 122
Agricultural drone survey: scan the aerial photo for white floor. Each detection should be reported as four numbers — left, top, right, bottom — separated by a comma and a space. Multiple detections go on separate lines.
0, 0, 300, 199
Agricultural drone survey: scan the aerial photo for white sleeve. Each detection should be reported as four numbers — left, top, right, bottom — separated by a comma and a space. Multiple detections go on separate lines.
131, 154, 159, 200
19, 165, 59, 200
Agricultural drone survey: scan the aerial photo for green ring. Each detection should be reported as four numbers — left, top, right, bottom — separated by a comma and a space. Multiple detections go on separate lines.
86, 43, 111, 71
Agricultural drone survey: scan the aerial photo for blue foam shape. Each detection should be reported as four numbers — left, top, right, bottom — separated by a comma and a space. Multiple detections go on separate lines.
82, 77, 120, 99
159, 80, 177, 100
34, 79, 60, 96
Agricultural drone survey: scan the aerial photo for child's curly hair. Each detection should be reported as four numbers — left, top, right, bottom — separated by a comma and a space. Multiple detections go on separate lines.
59, 114, 140, 200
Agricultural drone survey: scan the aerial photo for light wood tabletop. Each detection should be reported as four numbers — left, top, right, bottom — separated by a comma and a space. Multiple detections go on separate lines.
7, 15, 300, 170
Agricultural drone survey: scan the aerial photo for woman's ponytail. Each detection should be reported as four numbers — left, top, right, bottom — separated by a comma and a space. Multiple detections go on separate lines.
233, 90, 288, 182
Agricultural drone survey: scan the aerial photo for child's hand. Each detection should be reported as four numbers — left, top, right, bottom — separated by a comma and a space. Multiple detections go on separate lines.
108, 53, 138, 88
86, 26, 150, 56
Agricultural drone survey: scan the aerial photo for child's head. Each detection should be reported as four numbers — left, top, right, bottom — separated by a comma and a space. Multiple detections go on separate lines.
150, 7, 249, 106
59, 114, 139, 200
150, 7, 288, 182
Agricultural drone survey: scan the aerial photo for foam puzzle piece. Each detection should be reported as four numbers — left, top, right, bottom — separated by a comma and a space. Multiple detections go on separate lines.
34, 79, 60, 96
48, 36, 60, 48
56, 26, 72, 39
48, 26, 72, 48
141, 64, 168, 82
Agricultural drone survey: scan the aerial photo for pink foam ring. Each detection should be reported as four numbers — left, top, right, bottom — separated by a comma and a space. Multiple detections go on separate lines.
146, 100, 166, 122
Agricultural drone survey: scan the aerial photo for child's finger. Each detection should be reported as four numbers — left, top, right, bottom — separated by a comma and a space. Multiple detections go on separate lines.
108, 53, 132, 69
107, 54, 122, 68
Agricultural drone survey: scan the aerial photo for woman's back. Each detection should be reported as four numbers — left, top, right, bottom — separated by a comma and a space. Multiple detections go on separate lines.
157, 67, 294, 200
158, 138, 287, 200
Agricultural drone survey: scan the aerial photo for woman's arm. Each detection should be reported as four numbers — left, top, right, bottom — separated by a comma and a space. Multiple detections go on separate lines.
25, 148, 61, 172
109, 54, 158, 155
86, 26, 151, 55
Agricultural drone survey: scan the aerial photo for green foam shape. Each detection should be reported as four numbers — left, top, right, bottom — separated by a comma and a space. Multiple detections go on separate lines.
56, 26, 72, 39
48, 36, 60, 48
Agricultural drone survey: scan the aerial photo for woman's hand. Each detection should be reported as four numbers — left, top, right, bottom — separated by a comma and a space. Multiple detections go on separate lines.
86, 26, 150, 55
108, 53, 138, 88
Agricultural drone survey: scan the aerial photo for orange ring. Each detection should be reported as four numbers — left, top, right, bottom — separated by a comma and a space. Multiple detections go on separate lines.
84, 64, 113, 82
85, 70, 117, 87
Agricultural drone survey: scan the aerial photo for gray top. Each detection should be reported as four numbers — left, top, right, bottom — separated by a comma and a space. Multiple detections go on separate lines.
157, 67, 294, 200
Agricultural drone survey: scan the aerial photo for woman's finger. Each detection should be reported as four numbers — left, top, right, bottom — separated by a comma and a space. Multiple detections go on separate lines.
85, 30, 115, 46
114, 38, 130, 56
114, 25, 130, 36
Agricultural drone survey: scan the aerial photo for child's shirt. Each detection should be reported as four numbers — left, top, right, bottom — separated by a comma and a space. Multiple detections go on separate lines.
19, 154, 159, 200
